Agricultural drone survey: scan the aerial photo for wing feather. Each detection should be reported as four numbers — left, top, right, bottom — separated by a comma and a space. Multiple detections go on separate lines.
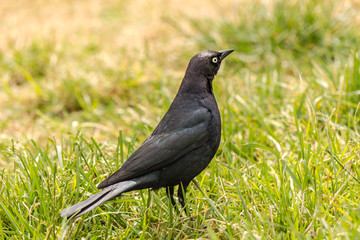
97, 108, 212, 189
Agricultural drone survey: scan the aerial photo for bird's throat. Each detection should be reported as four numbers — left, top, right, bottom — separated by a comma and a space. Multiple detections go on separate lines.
205, 75, 214, 94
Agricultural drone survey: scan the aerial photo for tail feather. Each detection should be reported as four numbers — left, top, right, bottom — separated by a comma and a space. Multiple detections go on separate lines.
61, 180, 137, 219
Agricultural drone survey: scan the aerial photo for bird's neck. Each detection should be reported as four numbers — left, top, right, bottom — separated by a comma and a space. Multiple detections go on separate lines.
178, 74, 214, 95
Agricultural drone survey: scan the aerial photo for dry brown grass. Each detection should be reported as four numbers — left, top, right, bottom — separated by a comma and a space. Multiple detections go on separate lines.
0, 0, 243, 52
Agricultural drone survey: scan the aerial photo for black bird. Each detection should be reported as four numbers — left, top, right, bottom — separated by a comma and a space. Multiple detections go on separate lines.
61, 49, 234, 219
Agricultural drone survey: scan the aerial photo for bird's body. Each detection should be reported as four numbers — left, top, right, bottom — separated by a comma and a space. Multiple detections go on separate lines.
61, 49, 233, 219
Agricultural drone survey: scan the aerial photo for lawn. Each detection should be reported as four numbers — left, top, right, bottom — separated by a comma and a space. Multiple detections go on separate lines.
1, 0, 360, 239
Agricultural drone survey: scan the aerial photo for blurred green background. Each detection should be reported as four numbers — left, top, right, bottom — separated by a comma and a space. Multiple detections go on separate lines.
1, 0, 360, 238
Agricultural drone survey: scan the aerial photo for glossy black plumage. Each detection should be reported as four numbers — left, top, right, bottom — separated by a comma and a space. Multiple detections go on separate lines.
61, 49, 234, 219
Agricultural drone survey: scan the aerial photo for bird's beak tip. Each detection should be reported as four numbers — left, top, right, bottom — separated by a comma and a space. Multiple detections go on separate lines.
219, 49, 234, 60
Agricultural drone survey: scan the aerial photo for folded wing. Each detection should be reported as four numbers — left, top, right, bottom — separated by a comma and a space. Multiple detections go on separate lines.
97, 107, 212, 189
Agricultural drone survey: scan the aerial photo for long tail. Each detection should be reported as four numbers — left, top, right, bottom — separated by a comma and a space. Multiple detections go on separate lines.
61, 180, 138, 219
61, 171, 160, 219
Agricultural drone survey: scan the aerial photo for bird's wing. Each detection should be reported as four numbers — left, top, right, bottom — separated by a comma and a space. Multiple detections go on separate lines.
97, 107, 212, 188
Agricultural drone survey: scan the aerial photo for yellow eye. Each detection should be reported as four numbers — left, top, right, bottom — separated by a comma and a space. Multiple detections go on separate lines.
212, 57, 218, 63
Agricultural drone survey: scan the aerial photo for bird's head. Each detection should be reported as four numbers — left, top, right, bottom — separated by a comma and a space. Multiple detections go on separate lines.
185, 49, 234, 82
180, 49, 234, 94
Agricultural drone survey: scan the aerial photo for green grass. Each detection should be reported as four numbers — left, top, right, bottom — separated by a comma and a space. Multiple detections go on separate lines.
1, 0, 360, 238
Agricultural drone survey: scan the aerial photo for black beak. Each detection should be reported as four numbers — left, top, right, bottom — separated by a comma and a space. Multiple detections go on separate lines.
219, 49, 234, 61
